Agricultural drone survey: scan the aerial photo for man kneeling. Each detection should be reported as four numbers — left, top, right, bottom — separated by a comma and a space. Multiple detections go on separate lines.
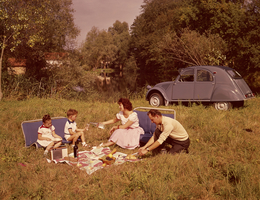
138, 109, 190, 156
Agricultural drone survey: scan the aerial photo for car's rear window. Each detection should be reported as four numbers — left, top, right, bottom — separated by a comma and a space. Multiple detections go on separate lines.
227, 70, 242, 79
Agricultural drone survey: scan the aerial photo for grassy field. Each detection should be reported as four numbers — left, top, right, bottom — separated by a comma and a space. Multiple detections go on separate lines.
0, 97, 260, 199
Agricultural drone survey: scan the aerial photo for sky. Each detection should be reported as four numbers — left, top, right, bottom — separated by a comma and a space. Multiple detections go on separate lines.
72, 0, 144, 46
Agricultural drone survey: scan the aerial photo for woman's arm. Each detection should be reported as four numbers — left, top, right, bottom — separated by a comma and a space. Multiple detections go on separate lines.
117, 120, 133, 129
100, 117, 119, 125
109, 120, 134, 134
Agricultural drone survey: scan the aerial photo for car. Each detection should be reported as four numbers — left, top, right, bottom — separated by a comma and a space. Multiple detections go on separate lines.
145, 66, 255, 110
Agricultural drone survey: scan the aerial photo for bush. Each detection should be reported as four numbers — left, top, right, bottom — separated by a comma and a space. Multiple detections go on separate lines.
2, 56, 98, 101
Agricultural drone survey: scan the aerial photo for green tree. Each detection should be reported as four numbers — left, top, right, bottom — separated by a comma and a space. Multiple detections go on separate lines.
81, 27, 117, 69
0, 0, 79, 100
158, 28, 227, 66
130, 0, 185, 74
130, 0, 260, 78
108, 20, 131, 69
81, 21, 130, 70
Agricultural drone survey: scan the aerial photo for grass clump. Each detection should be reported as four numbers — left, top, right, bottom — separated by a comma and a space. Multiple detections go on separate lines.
0, 97, 260, 199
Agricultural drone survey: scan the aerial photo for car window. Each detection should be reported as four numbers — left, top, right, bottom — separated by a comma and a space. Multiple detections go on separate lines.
227, 70, 242, 79
197, 70, 213, 82
179, 69, 194, 82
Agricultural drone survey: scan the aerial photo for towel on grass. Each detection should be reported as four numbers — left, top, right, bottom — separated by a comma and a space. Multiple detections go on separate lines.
47, 147, 140, 175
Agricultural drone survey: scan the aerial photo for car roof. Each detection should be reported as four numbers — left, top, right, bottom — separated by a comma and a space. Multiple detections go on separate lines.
179, 65, 234, 74
190, 65, 233, 70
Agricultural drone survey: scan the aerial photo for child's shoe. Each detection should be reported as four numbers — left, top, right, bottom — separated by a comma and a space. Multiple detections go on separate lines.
82, 142, 87, 147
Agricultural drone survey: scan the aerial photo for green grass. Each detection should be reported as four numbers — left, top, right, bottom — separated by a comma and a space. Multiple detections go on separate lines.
0, 97, 260, 199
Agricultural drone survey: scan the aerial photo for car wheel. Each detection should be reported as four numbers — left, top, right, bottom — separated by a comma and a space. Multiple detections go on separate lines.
149, 93, 164, 107
214, 102, 232, 111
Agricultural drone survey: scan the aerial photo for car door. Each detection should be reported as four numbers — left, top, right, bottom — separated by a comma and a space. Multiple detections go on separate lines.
172, 68, 194, 100
194, 69, 215, 100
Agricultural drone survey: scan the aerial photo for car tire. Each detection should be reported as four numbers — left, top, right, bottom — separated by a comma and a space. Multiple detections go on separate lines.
149, 93, 164, 107
214, 102, 232, 111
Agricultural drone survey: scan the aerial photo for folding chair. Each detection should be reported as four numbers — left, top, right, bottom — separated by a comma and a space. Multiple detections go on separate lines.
21, 117, 79, 148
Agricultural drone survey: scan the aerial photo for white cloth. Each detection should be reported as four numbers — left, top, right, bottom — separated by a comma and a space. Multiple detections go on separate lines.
109, 111, 144, 149
37, 125, 56, 147
64, 120, 77, 140
116, 111, 140, 128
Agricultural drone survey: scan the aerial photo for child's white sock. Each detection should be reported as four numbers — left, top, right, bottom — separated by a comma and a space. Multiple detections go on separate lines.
44, 149, 48, 156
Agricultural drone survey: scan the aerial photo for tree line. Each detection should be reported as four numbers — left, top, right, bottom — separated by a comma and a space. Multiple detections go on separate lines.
1, 0, 260, 100
81, 0, 260, 88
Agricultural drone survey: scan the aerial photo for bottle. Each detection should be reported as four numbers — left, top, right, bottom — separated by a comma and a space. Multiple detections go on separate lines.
73, 144, 78, 158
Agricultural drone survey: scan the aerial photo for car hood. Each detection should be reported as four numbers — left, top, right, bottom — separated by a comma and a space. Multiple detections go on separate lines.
153, 81, 173, 91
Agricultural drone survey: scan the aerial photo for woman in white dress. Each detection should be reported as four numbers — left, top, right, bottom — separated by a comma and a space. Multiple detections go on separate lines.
99, 98, 144, 149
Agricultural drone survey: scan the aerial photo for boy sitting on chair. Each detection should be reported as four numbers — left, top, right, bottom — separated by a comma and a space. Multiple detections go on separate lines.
37, 114, 62, 156
64, 109, 87, 148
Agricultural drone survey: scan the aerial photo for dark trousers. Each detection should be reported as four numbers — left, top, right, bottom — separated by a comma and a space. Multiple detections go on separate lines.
153, 128, 190, 154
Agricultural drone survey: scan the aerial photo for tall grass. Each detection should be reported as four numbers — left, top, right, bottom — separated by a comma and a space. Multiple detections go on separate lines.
0, 97, 260, 199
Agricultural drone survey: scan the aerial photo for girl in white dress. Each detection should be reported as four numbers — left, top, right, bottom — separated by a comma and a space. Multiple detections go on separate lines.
37, 114, 62, 155
99, 98, 144, 149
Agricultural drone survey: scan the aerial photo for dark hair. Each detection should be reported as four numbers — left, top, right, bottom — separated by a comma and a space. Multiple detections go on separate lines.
42, 114, 51, 123
118, 98, 132, 111
147, 109, 162, 117
67, 109, 78, 117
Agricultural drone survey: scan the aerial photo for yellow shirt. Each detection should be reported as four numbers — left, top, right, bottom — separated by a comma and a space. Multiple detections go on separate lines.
156, 116, 189, 144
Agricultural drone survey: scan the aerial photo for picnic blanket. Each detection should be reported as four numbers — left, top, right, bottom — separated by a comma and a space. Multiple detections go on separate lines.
47, 147, 140, 175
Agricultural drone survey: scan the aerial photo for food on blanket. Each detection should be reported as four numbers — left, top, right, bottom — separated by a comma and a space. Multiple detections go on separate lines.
77, 163, 82, 167
99, 148, 117, 165
99, 155, 116, 165
110, 148, 117, 155
126, 154, 137, 160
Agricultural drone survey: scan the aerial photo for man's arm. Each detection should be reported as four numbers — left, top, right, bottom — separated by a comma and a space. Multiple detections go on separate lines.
141, 135, 155, 149
146, 141, 161, 151
138, 135, 161, 156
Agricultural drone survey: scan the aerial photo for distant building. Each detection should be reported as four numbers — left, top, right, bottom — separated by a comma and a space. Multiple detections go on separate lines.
7, 52, 69, 75
44, 52, 68, 68
7, 58, 26, 75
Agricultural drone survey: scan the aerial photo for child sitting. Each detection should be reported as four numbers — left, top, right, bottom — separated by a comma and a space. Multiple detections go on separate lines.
37, 114, 62, 156
64, 109, 87, 147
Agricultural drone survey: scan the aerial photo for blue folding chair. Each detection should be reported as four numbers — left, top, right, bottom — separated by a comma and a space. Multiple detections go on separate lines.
21, 117, 80, 148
